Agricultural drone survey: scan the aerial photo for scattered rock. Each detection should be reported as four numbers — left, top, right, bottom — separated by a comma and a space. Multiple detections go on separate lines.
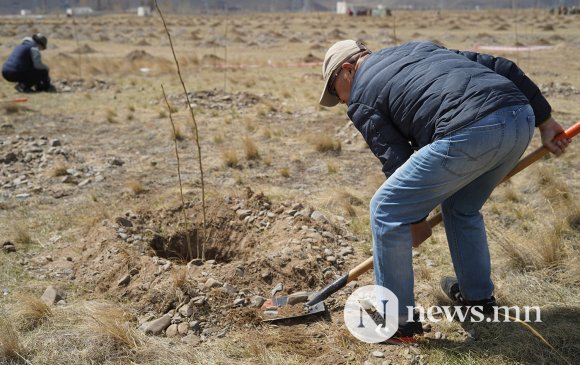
40, 285, 65, 305
177, 322, 189, 335
181, 333, 201, 346
144, 314, 172, 335
250, 295, 266, 308
117, 274, 131, 287
178, 304, 193, 317
166, 323, 179, 337
287, 291, 309, 305
115, 217, 133, 227
222, 283, 238, 296
204, 278, 223, 289
372, 350, 385, 358
310, 211, 328, 222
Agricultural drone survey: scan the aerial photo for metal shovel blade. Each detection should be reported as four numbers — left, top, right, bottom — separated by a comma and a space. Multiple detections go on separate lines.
261, 294, 326, 322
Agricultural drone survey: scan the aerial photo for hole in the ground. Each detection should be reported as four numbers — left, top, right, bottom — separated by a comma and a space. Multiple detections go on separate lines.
148, 227, 246, 263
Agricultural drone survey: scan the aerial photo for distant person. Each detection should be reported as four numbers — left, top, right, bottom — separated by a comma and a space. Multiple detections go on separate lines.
2, 33, 55, 93
319, 40, 570, 343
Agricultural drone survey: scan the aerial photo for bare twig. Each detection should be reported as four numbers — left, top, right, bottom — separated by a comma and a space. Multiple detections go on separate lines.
161, 84, 192, 261
155, 0, 207, 261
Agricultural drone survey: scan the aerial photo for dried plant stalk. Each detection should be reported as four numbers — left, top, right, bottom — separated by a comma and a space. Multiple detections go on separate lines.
156, 0, 207, 261
161, 84, 192, 260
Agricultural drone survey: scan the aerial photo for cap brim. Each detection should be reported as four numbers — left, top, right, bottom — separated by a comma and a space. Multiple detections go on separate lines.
319, 76, 340, 107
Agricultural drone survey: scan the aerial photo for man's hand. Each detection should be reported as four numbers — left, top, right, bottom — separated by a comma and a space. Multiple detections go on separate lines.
539, 117, 571, 156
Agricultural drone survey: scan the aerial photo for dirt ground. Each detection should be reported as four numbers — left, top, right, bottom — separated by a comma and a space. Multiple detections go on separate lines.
0, 8, 579, 365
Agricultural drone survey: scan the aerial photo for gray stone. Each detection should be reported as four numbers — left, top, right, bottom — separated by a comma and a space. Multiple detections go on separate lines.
178, 304, 193, 317
233, 298, 246, 306
271, 282, 284, 296
236, 209, 252, 219
372, 350, 385, 358
117, 274, 131, 287
177, 322, 189, 335
115, 217, 133, 227
287, 291, 309, 305
78, 178, 91, 187
165, 324, 179, 337
204, 278, 223, 289
326, 256, 337, 263
222, 283, 238, 296
250, 295, 266, 308
181, 333, 201, 346
49, 139, 61, 147
189, 320, 201, 332
144, 314, 172, 335
310, 211, 328, 222
40, 285, 65, 305
190, 296, 206, 306
434, 331, 442, 340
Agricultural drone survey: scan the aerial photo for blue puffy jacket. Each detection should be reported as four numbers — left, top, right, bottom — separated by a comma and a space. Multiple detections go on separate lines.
2, 39, 36, 73
347, 41, 551, 177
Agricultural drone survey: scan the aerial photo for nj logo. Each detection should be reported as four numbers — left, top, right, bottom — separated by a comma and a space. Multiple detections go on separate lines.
343, 285, 399, 343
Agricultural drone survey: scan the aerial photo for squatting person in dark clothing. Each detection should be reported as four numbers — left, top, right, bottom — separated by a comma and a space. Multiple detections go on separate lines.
319, 40, 570, 342
2, 33, 55, 92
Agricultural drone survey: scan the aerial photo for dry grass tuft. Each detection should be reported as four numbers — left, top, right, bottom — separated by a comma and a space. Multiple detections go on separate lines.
47, 161, 68, 177
0, 315, 23, 361
172, 126, 185, 141
538, 221, 568, 268
14, 294, 52, 331
279, 167, 290, 177
2, 103, 20, 114
327, 161, 338, 174
127, 179, 145, 195
13, 223, 34, 246
85, 302, 141, 350
243, 136, 260, 160
222, 149, 240, 168
308, 134, 342, 153
172, 267, 189, 292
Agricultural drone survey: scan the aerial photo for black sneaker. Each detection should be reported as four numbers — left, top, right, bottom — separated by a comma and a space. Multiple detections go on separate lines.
15, 83, 32, 93
440, 276, 497, 314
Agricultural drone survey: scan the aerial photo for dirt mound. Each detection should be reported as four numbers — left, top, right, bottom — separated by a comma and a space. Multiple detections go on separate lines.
53, 79, 111, 92
73, 44, 97, 54
72, 189, 359, 338
168, 89, 264, 111
201, 54, 223, 64
126, 49, 154, 61
303, 53, 322, 63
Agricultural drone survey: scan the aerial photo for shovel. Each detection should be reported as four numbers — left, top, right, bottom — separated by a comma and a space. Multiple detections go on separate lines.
264, 120, 580, 321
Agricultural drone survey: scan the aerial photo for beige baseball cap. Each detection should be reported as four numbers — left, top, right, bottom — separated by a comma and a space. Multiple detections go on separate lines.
319, 40, 366, 107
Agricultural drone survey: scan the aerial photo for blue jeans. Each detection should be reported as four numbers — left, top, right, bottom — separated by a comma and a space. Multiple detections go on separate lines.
370, 104, 535, 321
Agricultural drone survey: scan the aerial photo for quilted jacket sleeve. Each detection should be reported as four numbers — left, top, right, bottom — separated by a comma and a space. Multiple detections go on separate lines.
451, 49, 551, 125
348, 102, 413, 177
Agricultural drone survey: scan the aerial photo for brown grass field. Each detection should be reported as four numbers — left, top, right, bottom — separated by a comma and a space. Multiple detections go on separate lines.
0, 8, 579, 365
